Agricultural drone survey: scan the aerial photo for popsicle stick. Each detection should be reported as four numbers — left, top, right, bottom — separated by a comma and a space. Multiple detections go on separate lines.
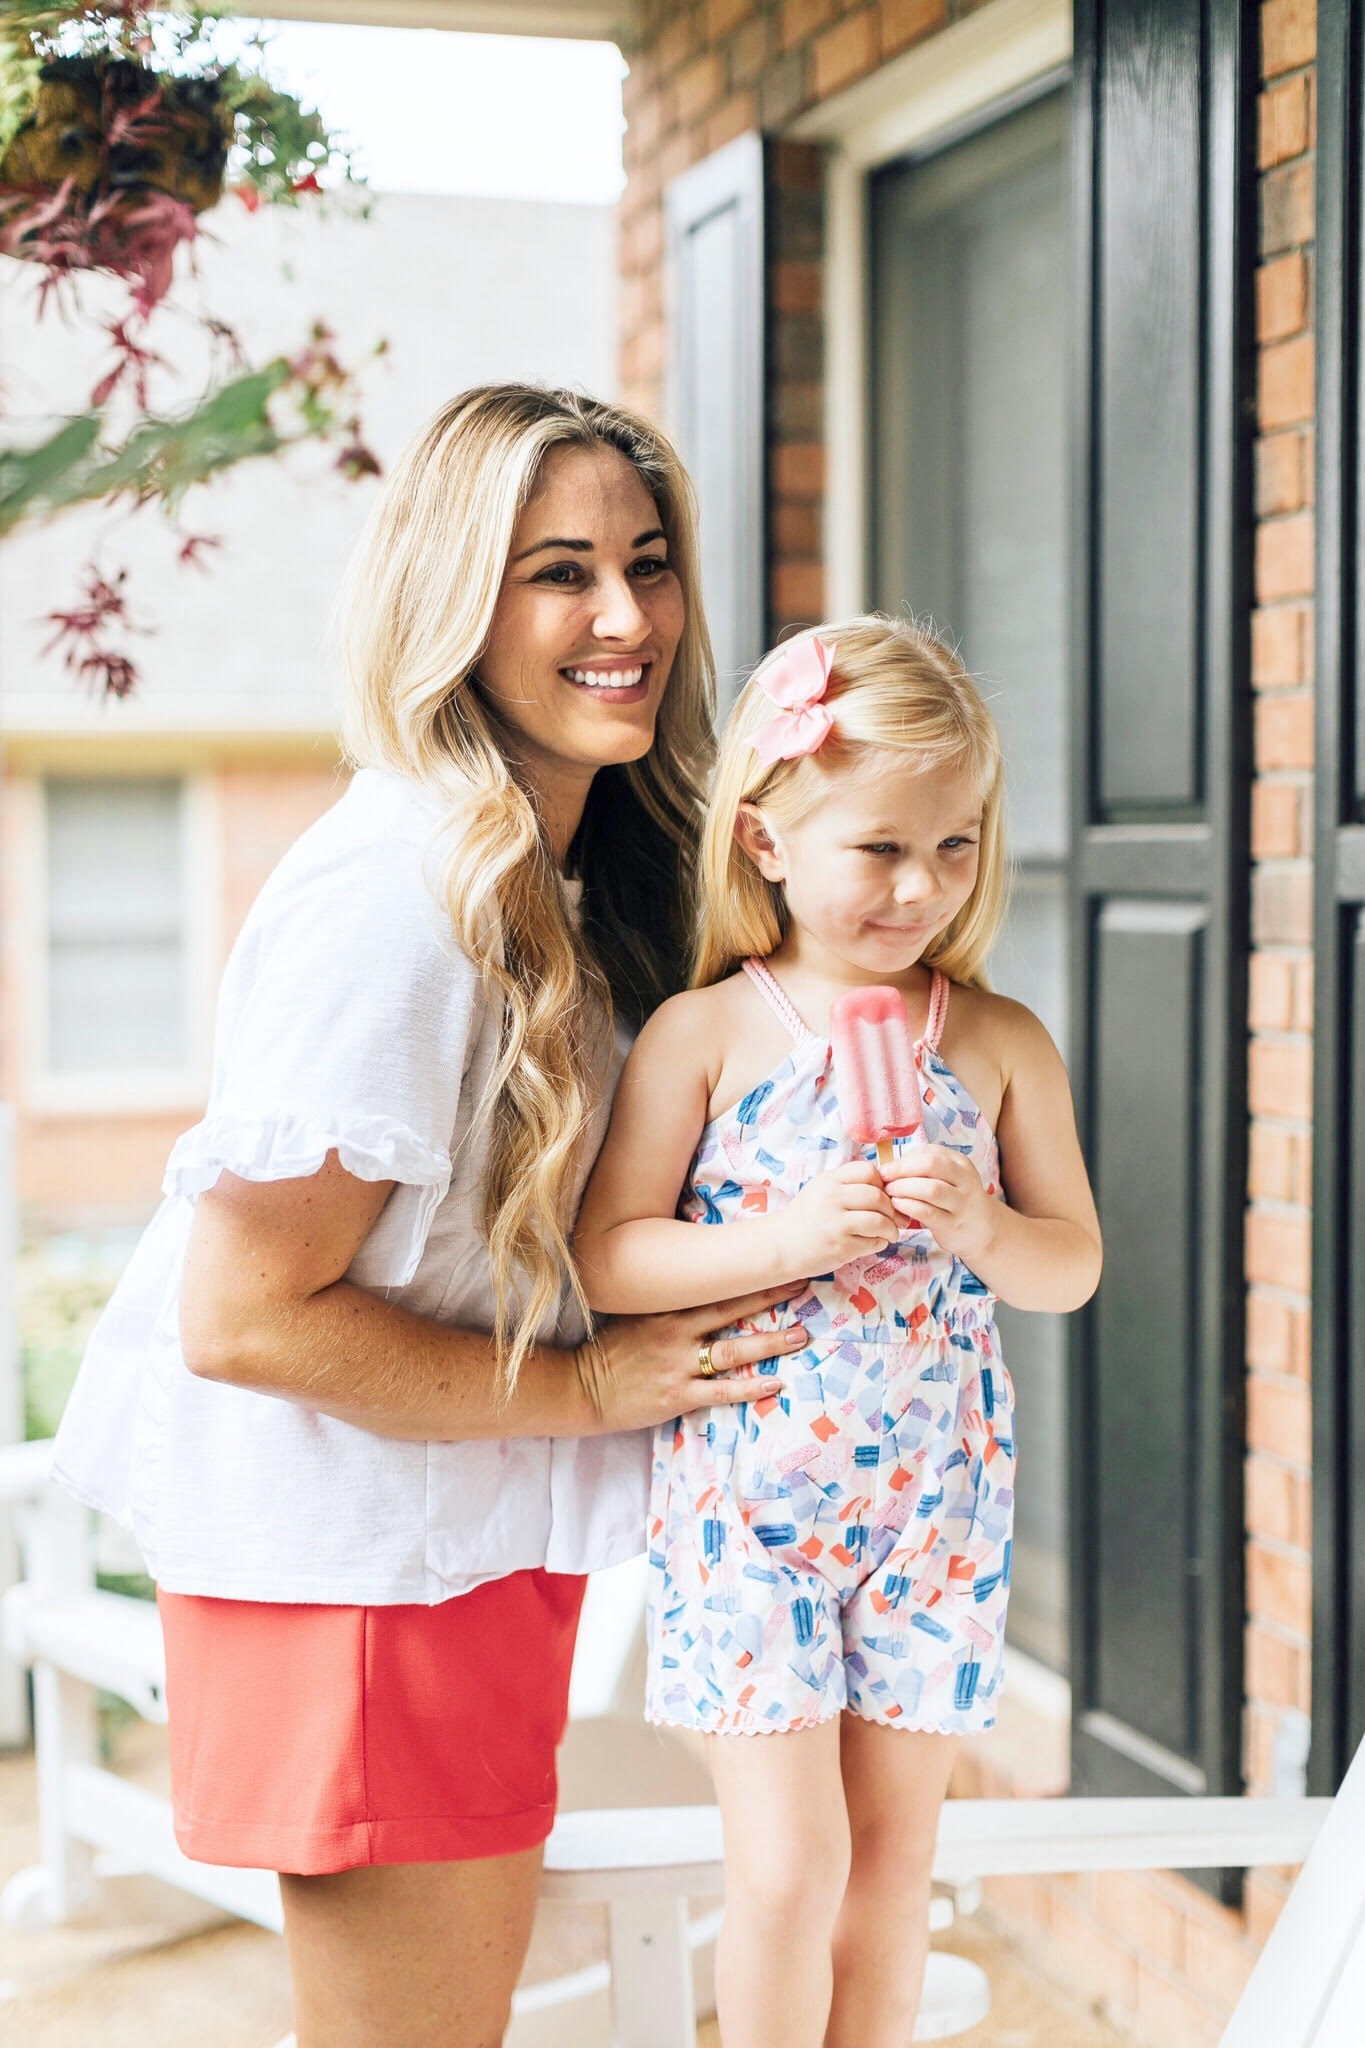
876, 1138, 895, 1169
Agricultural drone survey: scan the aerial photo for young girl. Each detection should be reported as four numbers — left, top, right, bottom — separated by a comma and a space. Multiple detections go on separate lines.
575, 615, 1102, 2048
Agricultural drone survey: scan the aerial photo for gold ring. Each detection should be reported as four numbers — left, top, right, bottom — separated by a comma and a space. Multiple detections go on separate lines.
697, 1340, 718, 1379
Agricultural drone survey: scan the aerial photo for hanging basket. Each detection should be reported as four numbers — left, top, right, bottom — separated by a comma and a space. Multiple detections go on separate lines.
0, 55, 233, 212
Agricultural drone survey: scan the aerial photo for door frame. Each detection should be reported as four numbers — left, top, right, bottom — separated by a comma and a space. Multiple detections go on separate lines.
787, 0, 1073, 614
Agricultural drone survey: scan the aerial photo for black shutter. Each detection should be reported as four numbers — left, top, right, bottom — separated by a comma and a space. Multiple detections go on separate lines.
665, 132, 766, 714
1069, 0, 1255, 1844
1312, 1, 1365, 1795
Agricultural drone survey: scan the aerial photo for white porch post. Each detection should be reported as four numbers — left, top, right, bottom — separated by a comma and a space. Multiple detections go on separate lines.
0, 1103, 29, 1746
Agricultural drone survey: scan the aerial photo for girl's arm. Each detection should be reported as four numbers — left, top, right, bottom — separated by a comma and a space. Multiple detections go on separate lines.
883, 1002, 1102, 1313
179, 1153, 810, 1439
575, 996, 898, 1314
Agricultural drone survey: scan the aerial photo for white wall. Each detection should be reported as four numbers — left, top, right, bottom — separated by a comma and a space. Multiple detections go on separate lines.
0, 189, 617, 735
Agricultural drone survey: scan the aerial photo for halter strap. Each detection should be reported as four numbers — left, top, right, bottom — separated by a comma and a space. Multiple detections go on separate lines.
742, 957, 814, 1045
923, 968, 950, 1051
743, 957, 950, 1051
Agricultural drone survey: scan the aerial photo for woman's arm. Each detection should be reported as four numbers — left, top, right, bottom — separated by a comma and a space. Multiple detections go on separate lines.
179, 1152, 810, 1440
575, 999, 900, 1314
882, 1002, 1103, 1314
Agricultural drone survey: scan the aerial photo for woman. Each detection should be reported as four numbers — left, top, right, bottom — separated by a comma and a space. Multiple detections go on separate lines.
52, 385, 808, 2048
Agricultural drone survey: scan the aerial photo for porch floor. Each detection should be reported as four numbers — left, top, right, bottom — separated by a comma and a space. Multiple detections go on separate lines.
0, 1728, 1126, 2048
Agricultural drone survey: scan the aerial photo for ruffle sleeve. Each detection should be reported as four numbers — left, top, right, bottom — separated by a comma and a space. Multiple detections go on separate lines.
161, 826, 480, 1289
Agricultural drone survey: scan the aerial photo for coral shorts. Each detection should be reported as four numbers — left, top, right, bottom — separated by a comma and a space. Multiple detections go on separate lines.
157, 1568, 586, 1875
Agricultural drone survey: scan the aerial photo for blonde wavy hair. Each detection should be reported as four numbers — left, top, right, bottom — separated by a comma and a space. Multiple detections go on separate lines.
694, 614, 1007, 989
339, 385, 715, 1385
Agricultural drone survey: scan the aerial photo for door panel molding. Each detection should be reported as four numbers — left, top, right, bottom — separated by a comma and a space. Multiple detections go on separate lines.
1068, 0, 1255, 1860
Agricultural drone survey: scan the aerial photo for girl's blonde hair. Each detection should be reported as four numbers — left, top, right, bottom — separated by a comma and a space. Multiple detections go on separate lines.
694, 614, 1006, 989
339, 384, 715, 1385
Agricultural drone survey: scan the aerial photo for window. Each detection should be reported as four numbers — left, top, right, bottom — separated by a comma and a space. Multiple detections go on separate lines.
869, 86, 1071, 1673
45, 779, 187, 1074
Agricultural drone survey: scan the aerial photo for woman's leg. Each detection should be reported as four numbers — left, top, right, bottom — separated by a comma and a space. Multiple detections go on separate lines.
705, 1719, 850, 2048
280, 1846, 544, 2048
824, 1721, 960, 2048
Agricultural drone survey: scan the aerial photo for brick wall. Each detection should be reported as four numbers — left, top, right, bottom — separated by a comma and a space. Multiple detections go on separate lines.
619, 0, 1321, 2040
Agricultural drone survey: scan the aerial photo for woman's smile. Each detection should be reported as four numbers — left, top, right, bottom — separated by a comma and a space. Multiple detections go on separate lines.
560, 655, 653, 701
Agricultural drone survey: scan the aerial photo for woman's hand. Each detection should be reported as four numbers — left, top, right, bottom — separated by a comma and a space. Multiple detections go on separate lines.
882, 1144, 998, 1264
770, 1160, 901, 1278
576, 1282, 810, 1433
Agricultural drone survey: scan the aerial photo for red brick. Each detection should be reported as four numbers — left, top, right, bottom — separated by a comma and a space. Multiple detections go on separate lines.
654, 7, 701, 76
1249, 1034, 1313, 1122
772, 442, 825, 496
1256, 514, 1314, 602
1248, 1120, 1296, 1201
1259, 333, 1315, 429
772, 560, 825, 618
1259, 74, 1311, 166
1252, 780, 1303, 859
705, 0, 752, 35
1247, 1376, 1312, 1470
1184, 1915, 1259, 2009
1252, 602, 1308, 685
1246, 1205, 1312, 1294
1248, 1537, 1313, 1635
1256, 429, 1307, 516
781, 0, 836, 49
1246, 1620, 1311, 1713
1244, 1869, 1293, 1946
773, 258, 823, 315
773, 499, 822, 555
672, 48, 726, 123
1253, 864, 1313, 946
812, 8, 879, 95
727, 15, 773, 87
1261, 0, 1316, 80
1291, 955, 1315, 1033
1254, 689, 1314, 770
1247, 1289, 1295, 1373
880, 0, 948, 55
1261, 160, 1315, 254
1036, 1898, 1141, 2016
1257, 253, 1308, 343
1135, 1962, 1223, 2046
1092, 1872, 1184, 1971
706, 88, 758, 152
1246, 1452, 1310, 1547
1249, 951, 1294, 1031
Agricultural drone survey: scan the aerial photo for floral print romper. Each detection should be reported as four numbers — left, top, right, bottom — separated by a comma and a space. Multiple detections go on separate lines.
645, 958, 1016, 1737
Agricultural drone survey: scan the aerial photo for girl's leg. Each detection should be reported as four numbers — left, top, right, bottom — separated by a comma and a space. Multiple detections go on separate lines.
706, 1719, 850, 2048
280, 1846, 543, 2048
824, 1721, 960, 2048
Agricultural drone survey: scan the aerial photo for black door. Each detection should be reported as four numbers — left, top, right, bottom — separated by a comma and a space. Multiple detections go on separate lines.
1069, 0, 1255, 1832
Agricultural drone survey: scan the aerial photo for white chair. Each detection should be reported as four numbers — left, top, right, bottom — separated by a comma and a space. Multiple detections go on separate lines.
3, 1437, 1356, 2048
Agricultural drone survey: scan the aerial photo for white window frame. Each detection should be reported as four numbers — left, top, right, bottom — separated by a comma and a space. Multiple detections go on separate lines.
24, 771, 218, 1115
786, 0, 1073, 616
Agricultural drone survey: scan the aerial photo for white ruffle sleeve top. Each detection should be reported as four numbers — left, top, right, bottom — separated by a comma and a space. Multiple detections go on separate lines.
51, 767, 650, 1603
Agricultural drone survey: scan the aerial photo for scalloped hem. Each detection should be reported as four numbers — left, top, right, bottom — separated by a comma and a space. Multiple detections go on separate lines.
645, 1705, 846, 1738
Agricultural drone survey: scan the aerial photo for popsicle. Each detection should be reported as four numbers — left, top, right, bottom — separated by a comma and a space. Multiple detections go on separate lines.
829, 985, 924, 1168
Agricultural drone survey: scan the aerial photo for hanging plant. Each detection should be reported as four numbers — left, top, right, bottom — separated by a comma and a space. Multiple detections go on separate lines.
0, 0, 363, 312
0, 0, 382, 696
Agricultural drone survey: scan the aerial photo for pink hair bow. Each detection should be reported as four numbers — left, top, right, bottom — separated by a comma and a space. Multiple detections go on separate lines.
749, 634, 836, 765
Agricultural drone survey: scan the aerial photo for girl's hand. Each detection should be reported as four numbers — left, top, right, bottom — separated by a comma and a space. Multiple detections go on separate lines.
883, 1145, 998, 1264
773, 1160, 901, 1276
576, 1282, 810, 1433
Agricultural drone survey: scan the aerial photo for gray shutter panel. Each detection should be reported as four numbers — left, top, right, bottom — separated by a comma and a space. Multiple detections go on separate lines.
665, 131, 766, 715
1312, 2, 1365, 1794
1069, 0, 1255, 1849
